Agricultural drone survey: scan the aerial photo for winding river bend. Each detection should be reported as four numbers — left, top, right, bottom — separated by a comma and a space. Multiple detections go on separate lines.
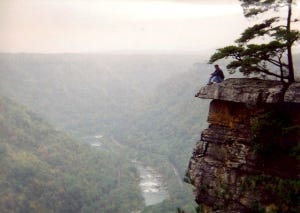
84, 135, 170, 206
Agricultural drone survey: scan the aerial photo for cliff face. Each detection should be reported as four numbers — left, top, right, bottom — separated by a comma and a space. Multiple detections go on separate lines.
188, 79, 300, 213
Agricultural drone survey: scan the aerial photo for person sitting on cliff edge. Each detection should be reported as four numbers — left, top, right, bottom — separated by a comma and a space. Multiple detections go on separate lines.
207, 64, 225, 85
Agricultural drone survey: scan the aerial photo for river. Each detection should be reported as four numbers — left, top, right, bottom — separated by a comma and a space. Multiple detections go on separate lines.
84, 134, 170, 206
135, 164, 169, 206
82, 135, 103, 147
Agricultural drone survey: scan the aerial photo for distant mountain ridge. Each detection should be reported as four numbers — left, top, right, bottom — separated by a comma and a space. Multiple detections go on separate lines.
0, 53, 206, 136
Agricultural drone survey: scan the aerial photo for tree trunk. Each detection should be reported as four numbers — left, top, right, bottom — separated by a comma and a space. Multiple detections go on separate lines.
287, 0, 295, 83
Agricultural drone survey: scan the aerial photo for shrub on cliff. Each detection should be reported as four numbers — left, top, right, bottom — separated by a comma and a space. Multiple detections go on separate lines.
251, 109, 300, 159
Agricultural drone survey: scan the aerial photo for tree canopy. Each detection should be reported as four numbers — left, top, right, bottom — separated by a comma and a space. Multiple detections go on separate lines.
209, 0, 300, 83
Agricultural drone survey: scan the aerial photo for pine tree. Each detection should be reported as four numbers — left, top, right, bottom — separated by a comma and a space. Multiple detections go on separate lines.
209, 0, 300, 83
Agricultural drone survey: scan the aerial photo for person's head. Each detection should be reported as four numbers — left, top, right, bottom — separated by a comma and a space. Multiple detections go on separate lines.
214, 64, 219, 69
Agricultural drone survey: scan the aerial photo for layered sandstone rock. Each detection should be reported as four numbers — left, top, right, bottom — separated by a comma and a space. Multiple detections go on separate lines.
188, 78, 300, 213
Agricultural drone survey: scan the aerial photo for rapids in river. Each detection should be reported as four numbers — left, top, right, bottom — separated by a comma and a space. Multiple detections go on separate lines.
136, 164, 169, 206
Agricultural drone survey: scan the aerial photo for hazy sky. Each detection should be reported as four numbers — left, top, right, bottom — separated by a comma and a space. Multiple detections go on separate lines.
0, 0, 299, 53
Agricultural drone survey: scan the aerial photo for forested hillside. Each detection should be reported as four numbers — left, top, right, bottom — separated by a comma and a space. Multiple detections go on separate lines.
0, 96, 143, 213
0, 53, 223, 212
117, 67, 210, 175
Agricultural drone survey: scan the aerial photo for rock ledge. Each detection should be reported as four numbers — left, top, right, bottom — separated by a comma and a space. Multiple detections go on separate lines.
195, 78, 300, 104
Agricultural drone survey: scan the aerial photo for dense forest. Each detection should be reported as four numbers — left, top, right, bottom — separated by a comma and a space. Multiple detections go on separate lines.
0, 95, 144, 212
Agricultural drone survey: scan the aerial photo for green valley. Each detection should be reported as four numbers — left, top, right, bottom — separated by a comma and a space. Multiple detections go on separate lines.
0, 53, 219, 212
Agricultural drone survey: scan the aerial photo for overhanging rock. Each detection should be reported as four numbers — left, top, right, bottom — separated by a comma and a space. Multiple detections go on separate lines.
195, 78, 300, 105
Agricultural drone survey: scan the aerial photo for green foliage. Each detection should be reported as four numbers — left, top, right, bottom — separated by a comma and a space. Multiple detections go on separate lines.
251, 109, 300, 158
247, 108, 300, 212
176, 205, 203, 213
240, 0, 287, 18
250, 201, 266, 213
183, 170, 193, 184
243, 175, 300, 213
195, 205, 204, 213
0, 96, 144, 213
209, 0, 300, 83
236, 17, 280, 43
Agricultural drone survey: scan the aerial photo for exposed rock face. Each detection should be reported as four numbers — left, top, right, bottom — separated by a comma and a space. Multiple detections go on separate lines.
188, 78, 300, 213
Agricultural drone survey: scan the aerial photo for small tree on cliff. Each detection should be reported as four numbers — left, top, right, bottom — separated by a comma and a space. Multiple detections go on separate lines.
209, 0, 300, 83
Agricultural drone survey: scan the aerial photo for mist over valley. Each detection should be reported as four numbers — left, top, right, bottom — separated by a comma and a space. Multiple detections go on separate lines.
0, 53, 211, 212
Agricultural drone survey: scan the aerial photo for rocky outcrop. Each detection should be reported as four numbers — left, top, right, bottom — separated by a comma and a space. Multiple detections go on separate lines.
188, 78, 300, 213
195, 78, 300, 104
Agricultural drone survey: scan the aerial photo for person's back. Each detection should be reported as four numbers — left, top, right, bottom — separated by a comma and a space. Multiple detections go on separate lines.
216, 67, 224, 80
